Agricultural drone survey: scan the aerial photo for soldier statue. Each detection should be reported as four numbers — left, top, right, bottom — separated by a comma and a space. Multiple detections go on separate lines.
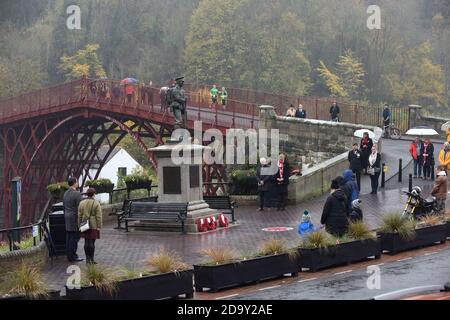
168, 76, 187, 130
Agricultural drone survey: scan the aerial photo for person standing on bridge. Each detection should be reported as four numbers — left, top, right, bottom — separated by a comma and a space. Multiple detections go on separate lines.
63, 177, 83, 263
125, 84, 135, 104
210, 84, 219, 107
382, 104, 392, 138
295, 104, 306, 119
330, 101, 340, 122
168, 76, 188, 130
220, 87, 228, 108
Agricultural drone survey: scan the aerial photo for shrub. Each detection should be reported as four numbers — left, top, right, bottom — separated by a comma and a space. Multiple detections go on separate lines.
229, 169, 258, 195
379, 213, 416, 241
199, 247, 240, 266
1, 262, 49, 299
346, 222, 376, 241
85, 179, 114, 194
123, 174, 152, 190
46, 182, 69, 198
145, 248, 188, 274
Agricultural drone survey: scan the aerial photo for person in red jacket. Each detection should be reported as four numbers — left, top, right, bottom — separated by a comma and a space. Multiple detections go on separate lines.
409, 137, 422, 178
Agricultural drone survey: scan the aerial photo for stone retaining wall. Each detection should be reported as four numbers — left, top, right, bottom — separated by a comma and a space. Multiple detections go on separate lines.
0, 241, 49, 281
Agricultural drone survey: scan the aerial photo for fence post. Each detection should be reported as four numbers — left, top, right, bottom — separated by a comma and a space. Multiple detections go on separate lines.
315, 99, 318, 120
409, 174, 413, 192
398, 159, 403, 183
381, 163, 386, 188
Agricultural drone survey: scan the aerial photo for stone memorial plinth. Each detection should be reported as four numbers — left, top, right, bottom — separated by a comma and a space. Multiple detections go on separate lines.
148, 140, 219, 233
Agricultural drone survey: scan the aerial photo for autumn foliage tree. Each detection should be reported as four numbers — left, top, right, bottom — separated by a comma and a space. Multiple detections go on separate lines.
58, 44, 107, 80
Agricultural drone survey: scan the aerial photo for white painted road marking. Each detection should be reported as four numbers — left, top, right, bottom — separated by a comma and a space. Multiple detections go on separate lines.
258, 285, 281, 291
298, 278, 318, 283
334, 270, 353, 275
424, 252, 439, 256
215, 294, 239, 300
397, 257, 413, 262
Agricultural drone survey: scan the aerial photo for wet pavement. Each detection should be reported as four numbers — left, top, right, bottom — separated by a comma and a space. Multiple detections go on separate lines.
39, 139, 450, 299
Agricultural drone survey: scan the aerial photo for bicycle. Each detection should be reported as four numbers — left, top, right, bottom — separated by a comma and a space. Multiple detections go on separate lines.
383, 123, 402, 140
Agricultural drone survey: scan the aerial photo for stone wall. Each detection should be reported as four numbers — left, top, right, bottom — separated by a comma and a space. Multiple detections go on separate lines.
288, 152, 349, 203
0, 241, 49, 282
260, 105, 382, 168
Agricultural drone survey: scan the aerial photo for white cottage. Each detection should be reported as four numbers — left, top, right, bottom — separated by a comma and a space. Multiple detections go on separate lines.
81, 146, 142, 203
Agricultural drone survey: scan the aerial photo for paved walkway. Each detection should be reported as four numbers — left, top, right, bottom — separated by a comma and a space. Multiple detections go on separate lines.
41, 139, 447, 293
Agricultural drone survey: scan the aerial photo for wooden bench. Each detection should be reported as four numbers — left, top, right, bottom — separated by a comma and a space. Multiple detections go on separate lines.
113, 196, 158, 230
125, 202, 188, 234
203, 196, 237, 223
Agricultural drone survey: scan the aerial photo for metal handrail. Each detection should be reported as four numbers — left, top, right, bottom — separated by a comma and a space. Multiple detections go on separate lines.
0, 198, 52, 252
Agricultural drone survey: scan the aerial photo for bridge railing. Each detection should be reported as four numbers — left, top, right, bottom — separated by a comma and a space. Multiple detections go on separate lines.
185, 83, 412, 132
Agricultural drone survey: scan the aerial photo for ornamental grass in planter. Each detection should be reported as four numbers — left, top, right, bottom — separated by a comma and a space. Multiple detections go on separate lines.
378, 213, 447, 255
66, 249, 193, 300
297, 223, 381, 272
194, 239, 299, 293
0, 262, 60, 300
86, 179, 114, 194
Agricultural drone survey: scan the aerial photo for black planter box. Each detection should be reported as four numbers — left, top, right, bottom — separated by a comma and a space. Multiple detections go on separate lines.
89, 185, 114, 194
297, 239, 381, 272
65, 270, 193, 300
0, 290, 61, 300
193, 253, 298, 292
378, 224, 447, 255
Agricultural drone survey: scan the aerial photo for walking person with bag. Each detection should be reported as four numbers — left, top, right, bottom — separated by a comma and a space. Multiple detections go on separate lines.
368, 145, 382, 194
78, 188, 103, 265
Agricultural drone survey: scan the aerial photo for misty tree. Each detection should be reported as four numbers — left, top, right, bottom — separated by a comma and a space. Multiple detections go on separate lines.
58, 44, 107, 80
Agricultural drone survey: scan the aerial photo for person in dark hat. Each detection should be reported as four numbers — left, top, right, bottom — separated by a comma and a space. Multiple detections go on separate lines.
168, 76, 187, 130
320, 178, 349, 237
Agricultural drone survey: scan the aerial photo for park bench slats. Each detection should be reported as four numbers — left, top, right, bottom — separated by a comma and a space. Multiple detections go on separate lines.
203, 196, 237, 222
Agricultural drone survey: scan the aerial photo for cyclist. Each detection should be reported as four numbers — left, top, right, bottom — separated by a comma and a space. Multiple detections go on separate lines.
382, 104, 391, 138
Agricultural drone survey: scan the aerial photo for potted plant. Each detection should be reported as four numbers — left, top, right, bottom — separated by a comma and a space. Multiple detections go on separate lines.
65, 249, 193, 300
194, 238, 298, 293
0, 262, 60, 300
123, 174, 152, 191
297, 223, 381, 272
46, 182, 69, 199
377, 213, 447, 255
85, 179, 114, 194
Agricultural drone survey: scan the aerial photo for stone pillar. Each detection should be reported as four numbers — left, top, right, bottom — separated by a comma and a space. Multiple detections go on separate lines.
149, 140, 219, 233
259, 105, 277, 131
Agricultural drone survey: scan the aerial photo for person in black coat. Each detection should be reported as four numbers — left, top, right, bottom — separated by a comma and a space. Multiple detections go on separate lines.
368, 145, 382, 194
360, 132, 374, 173
321, 178, 349, 237
256, 158, 272, 211
295, 104, 306, 119
273, 153, 290, 211
348, 143, 362, 191
421, 138, 434, 180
